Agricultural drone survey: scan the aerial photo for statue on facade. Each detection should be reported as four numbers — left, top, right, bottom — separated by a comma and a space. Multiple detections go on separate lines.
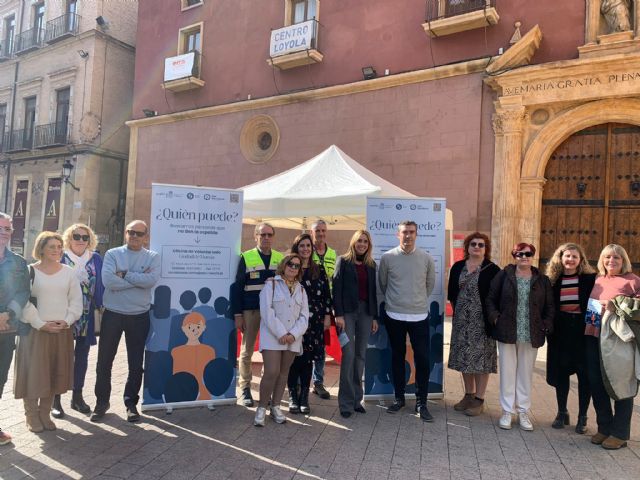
601, 0, 632, 32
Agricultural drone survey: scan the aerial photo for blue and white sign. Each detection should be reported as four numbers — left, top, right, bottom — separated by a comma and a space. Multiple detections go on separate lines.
365, 196, 446, 399
143, 184, 243, 411
270, 20, 315, 57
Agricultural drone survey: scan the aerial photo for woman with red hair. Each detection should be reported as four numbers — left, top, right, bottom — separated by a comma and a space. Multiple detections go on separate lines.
487, 243, 554, 431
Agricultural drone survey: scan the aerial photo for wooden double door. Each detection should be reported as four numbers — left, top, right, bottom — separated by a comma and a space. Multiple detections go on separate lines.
540, 123, 640, 273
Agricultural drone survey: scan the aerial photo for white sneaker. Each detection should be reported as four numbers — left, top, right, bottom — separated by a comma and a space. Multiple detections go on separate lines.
518, 412, 533, 431
499, 411, 513, 430
270, 406, 287, 424
254, 407, 266, 427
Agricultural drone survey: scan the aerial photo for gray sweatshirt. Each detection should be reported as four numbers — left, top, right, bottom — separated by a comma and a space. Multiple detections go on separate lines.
378, 246, 435, 315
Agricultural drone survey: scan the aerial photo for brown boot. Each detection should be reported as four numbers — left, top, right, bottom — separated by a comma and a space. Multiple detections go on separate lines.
591, 432, 608, 445
463, 397, 485, 416
23, 399, 44, 433
453, 393, 474, 411
602, 436, 627, 450
38, 397, 56, 431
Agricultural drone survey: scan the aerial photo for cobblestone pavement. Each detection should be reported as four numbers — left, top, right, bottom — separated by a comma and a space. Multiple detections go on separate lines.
1, 318, 638, 479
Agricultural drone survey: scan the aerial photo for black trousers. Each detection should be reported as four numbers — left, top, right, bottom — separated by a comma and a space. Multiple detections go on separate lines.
385, 312, 430, 402
94, 309, 150, 407
585, 335, 634, 440
0, 333, 15, 399
287, 354, 312, 395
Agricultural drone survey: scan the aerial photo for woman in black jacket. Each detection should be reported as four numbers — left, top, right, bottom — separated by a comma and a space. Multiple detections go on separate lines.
447, 232, 500, 417
545, 243, 595, 433
486, 242, 554, 432
333, 230, 378, 418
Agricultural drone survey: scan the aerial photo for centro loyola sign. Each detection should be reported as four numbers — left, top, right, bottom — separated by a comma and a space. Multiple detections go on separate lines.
270, 20, 315, 57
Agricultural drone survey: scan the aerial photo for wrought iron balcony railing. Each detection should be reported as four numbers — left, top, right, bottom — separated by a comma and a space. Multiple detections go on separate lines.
45, 13, 81, 43
34, 122, 71, 148
15, 27, 44, 54
3, 128, 34, 152
426, 0, 495, 22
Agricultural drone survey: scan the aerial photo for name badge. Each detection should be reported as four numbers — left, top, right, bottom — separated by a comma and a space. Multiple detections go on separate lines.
249, 271, 260, 280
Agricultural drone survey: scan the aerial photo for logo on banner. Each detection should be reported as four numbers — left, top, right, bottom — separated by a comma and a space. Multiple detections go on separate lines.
433, 203, 442, 212
230, 193, 240, 204
187, 192, 195, 200
395, 204, 402, 210
204, 194, 211, 200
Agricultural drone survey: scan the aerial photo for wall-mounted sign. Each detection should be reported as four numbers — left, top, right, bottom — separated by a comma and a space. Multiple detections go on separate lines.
164, 52, 196, 82
269, 20, 315, 57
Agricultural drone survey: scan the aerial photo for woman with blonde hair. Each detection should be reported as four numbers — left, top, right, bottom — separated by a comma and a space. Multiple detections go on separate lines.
15, 232, 82, 432
333, 230, 378, 418
584, 244, 640, 449
51, 224, 104, 418
544, 243, 595, 433
254, 254, 309, 426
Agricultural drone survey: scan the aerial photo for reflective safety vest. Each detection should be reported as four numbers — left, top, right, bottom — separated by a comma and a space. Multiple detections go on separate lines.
312, 246, 337, 279
242, 248, 284, 293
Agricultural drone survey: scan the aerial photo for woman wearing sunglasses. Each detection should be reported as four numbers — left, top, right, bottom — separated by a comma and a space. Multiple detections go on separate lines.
287, 234, 332, 415
584, 244, 640, 450
487, 243, 554, 431
50, 224, 104, 418
544, 243, 595, 434
255, 254, 309, 426
447, 232, 500, 417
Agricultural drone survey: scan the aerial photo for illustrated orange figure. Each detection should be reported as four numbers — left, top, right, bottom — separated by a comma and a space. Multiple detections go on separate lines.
171, 312, 216, 400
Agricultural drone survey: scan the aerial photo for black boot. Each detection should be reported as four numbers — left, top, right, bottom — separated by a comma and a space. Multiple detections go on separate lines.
71, 389, 91, 414
575, 415, 588, 434
299, 388, 310, 414
552, 411, 570, 429
288, 387, 300, 414
51, 394, 65, 419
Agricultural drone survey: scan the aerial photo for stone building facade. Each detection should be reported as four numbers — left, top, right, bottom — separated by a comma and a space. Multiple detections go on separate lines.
127, 0, 640, 266
0, 0, 137, 257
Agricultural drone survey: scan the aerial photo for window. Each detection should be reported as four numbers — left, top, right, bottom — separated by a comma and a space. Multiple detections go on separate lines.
0, 104, 6, 150
3, 16, 15, 56
24, 97, 36, 148
290, 0, 317, 24
55, 88, 70, 142
184, 29, 200, 53
181, 0, 203, 11
67, 0, 77, 31
33, 2, 45, 43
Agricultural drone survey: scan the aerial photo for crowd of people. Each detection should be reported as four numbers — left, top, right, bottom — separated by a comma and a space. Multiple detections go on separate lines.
0, 210, 638, 452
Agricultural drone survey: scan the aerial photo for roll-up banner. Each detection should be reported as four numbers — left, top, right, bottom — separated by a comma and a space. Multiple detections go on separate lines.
143, 184, 243, 411
365, 197, 446, 399
42, 177, 62, 232
11, 179, 29, 255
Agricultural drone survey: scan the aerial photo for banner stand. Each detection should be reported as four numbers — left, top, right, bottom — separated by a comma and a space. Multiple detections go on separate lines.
141, 398, 237, 414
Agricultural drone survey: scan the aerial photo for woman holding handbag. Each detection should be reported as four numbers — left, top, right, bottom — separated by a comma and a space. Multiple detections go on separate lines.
15, 231, 82, 432
51, 224, 104, 418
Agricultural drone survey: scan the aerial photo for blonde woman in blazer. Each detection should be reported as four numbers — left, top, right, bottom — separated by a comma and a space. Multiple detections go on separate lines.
255, 254, 309, 426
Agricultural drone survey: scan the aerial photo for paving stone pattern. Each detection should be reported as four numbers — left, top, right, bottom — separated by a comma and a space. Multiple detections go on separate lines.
1, 318, 638, 479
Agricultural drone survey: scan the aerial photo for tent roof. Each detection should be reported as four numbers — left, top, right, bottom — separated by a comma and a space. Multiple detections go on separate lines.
240, 145, 415, 230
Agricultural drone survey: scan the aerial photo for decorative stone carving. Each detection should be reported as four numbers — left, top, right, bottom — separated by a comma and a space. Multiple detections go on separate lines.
486, 24, 542, 74
601, 0, 632, 33
79, 113, 101, 143
492, 108, 526, 135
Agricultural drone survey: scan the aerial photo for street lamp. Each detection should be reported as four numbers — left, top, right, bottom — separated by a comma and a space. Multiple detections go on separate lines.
62, 159, 80, 191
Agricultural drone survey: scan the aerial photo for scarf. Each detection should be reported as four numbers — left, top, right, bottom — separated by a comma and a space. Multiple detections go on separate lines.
65, 249, 91, 285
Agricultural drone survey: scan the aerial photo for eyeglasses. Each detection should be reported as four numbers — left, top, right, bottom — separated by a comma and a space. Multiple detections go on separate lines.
515, 251, 534, 258
72, 234, 90, 242
126, 230, 146, 238
286, 261, 301, 270
0, 226, 13, 233
470, 242, 485, 248
259, 233, 274, 238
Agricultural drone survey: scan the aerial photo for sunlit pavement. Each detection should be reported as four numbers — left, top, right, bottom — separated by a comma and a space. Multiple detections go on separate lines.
1, 318, 638, 479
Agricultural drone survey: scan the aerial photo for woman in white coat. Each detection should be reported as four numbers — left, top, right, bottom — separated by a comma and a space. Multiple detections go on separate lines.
254, 254, 309, 426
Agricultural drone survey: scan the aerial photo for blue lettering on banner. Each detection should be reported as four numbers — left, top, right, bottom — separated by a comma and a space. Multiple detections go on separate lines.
270, 22, 312, 56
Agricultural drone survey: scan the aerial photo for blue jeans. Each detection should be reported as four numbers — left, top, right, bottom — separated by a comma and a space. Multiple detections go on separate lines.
312, 351, 325, 385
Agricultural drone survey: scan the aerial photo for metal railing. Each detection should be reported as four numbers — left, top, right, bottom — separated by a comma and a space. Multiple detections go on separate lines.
45, 13, 81, 43
3, 128, 34, 152
15, 27, 45, 54
33, 122, 71, 148
425, 0, 495, 22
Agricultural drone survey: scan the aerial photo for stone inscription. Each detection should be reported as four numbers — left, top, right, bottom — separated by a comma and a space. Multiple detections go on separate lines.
504, 72, 640, 96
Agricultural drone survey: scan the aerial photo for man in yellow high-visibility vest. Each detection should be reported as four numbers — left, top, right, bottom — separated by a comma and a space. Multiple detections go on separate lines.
232, 223, 284, 407
310, 219, 336, 399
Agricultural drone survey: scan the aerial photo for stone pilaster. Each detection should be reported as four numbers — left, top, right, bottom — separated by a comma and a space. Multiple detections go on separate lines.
491, 105, 526, 268
585, 0, 602, 44
519, 177, 546, 266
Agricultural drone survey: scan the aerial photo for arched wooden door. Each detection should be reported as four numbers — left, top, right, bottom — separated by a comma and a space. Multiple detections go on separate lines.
540, 123, 640, 273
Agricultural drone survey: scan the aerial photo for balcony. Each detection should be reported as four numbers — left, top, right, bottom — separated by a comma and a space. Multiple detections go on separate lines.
34, 122, 71, 148
267, 19, 323, 70
3, 129, 34, 152
422, 0, 499, 38
45, 13, 81, 44
0, 40, 12, 61
162, 50, 205, 92
15, 28, 45, 55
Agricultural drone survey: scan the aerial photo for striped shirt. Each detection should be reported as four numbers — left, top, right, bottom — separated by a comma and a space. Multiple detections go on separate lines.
559, 274, 580, 313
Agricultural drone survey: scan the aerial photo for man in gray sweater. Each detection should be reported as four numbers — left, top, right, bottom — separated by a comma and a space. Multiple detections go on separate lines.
378, 220, 435, 421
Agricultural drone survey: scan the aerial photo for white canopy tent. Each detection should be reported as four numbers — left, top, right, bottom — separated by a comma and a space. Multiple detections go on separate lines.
241, 144, 452, 230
